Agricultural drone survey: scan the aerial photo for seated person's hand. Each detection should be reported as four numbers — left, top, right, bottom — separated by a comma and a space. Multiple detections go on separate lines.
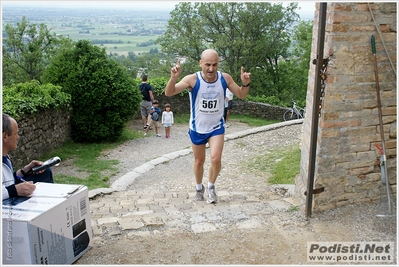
24, 160, 45, 175
15, 181, 36, 197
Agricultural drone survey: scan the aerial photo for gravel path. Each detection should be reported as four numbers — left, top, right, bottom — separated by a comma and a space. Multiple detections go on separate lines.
70, 119, 396, 265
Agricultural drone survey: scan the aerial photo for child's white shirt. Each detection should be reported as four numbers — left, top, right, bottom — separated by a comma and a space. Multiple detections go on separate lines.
162, 111, 174, 124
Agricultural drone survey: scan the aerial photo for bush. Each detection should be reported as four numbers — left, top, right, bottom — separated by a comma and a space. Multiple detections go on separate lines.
43, 40, 142, 142
2, 80, 71, 119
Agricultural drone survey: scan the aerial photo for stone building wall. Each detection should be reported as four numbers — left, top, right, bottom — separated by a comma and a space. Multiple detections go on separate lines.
295, 2, 397, 211
8, 109, 72, 169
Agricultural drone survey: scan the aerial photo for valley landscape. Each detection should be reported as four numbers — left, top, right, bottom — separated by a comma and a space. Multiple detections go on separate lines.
2, 3, 171, 56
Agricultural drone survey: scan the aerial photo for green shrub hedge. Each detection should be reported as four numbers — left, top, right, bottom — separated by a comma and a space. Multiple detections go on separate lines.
43, 40, 142, 142
2, 80, 72, 119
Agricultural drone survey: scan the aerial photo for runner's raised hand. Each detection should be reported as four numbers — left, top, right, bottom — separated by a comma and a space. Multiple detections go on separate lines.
171, 60, 181, 79
240, 66, 251, 86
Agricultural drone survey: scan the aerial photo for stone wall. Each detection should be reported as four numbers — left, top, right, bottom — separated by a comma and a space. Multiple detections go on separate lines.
295, 2, 397, 211
11, 96, 287, 170
135, 93, 289, 121
227, 100, 289, 121
8, 109, 72, 169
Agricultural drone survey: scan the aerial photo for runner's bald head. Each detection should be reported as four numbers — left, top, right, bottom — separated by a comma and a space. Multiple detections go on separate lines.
201, 49, 219, 61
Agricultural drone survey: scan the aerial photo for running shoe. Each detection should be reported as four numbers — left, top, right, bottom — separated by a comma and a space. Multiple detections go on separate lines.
195, 185, 205, 201
207, 185, 217, 204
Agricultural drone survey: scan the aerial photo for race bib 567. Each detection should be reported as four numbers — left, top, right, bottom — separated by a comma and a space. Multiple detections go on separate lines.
199, 91, 221, 114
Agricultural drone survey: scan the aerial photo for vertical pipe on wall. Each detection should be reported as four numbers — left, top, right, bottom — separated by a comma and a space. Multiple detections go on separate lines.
305, 2, 327, 219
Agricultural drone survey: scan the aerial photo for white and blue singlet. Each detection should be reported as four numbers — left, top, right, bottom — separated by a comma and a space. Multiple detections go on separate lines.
188, 71, 228, 134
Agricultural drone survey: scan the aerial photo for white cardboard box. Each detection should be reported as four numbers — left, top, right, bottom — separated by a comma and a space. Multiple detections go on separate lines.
2, 183, 92, 264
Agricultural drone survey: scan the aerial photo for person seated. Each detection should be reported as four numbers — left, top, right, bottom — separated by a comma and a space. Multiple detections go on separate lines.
2, 114, 54, 200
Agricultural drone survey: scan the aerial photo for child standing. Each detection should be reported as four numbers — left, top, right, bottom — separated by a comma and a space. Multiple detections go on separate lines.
144, 100, 162, 137
162, 103, 174, 138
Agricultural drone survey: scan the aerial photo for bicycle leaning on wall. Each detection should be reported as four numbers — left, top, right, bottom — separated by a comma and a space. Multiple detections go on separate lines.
283, 99, 305, 121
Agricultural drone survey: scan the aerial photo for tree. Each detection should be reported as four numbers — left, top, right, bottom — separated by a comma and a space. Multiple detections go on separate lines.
116, 57, 138, 79
246, 19, 313, 106
286, 20, 313, 107
2, 16, 66, 86
149, 47, 159, 54
43, 40, 142, 142
156, 2, 299, 84
155, 2, 207, 77
128, 51, 138, 61
132, 52, 172, 78
292, 20, 313, 59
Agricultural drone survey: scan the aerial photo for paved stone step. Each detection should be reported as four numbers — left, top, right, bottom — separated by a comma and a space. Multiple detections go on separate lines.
89, 188, 296, 238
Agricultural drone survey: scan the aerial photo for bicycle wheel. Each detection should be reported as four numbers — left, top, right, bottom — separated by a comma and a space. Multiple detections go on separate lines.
283, 109, 296, 121
299, 109, 305, 119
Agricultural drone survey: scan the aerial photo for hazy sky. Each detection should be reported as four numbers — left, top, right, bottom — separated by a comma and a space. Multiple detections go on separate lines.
2, 1, 317, 20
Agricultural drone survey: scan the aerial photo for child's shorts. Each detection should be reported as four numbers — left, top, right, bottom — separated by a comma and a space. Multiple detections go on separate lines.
163, 123, 172, 127
150, 120, 161, 128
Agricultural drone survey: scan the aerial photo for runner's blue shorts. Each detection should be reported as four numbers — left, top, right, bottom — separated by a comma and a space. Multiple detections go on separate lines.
188, 126, 225, 145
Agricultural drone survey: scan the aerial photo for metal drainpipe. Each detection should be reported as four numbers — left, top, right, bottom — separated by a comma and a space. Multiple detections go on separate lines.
305, 2, 327, 219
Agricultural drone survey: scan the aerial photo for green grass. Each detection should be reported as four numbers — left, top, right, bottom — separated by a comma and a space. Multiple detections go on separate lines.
229, 114, 280, 127
173, 113, 190, 124
289, 205, 299, 212
41, 126, 143, 190
247, 143, 301, 185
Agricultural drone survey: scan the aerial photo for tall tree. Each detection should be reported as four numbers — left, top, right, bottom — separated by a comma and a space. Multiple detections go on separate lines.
277, 19, 313, 106
156, 2, 299, 83
246, 19, 313, 106
2, 16, 66, 86
292, 20, 313, 60
155, 2, 207, 67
